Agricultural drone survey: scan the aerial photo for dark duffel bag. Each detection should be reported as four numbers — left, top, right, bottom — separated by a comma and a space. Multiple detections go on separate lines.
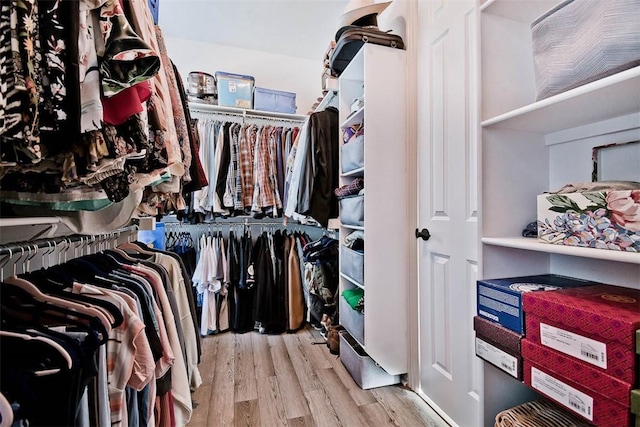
330, 26, 404, 77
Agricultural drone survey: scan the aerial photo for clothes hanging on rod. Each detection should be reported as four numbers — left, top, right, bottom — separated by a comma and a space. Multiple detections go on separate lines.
0, 1, 206, 224
172, 223, 339, 336
283, 106, 339, 228
189, 116, 301, 221
0, 235, 202, 427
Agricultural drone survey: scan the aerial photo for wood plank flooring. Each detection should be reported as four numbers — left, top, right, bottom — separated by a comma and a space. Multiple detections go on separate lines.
188, 326, 450, 427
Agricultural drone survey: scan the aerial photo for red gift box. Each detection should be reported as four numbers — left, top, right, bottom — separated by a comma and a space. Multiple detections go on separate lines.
524, 360, 631, 427
523, 284, 640, 384
522, 339, 632, 407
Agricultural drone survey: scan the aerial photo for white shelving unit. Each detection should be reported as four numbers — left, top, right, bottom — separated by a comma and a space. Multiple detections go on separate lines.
337, 44, 408, 383
480, 1, 640, 424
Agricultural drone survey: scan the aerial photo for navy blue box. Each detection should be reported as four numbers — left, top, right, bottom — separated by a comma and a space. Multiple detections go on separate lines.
476, 274, 598, 334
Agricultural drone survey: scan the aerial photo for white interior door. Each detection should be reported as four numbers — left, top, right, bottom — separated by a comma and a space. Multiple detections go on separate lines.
416, 1, 481, 426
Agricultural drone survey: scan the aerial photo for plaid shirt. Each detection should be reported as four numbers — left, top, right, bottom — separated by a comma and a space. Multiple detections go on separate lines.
268, 126, 283, 210
252, 126, 274, 211
240, 125, 256, 208
334, 177, 364, 198
224, 123, 240, 209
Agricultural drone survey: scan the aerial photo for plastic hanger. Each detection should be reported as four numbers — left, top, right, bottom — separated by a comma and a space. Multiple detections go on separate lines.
117, 241, 156, 258
23, 268, 124, 329
0, 248, 13, 282
0, 391, 14, 427
0, 330, 73, 369
3, 276, 112, 335
1, 285, 109, 345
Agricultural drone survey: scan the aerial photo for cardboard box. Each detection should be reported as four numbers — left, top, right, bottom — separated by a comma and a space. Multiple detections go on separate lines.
475, 335, 522, 380
524, 360, 630, 427
525, 314, 637, 385
522, 339, 632, 407
215, 71, 255, 109
537, 191, 640, 252
473, 316, 522, 353
476, 274, 598, 334
523, 284, 640, 384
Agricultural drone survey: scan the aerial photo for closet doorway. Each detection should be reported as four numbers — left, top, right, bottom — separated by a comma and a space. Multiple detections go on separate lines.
414, 0, 481, 425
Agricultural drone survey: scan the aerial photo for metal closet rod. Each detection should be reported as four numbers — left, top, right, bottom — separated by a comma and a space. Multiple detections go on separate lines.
164, 220, 338, 235
190, 111, 304, 124
0, 224, 138, 256
165, 222, 316, 229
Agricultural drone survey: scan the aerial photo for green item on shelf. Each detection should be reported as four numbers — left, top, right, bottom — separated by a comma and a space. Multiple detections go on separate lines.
636, 329, 640, 355
342, 288, 364, 311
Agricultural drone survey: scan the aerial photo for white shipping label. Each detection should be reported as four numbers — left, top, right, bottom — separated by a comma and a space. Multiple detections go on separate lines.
475, 338, 519, 378
228, 81, 237, 93
540, 323, 607, 369
531, 366, 594, 421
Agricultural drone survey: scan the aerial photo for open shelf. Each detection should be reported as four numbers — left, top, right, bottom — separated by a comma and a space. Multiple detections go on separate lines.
481, 67, 640, 133
314, 90, 338, 113
340, 107, 364, 129
482, 237, 640, 264
480, 0, 558, 22
340, 273, 365, 289
341, 167, 365, 178
188, 101, 308, 122
341, 224, 365, 231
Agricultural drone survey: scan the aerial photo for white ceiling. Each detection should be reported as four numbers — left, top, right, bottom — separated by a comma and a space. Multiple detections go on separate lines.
158, 0, 349, 61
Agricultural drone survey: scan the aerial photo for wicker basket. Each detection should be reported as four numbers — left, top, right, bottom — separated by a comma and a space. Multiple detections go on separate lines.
495, 399, 593, 427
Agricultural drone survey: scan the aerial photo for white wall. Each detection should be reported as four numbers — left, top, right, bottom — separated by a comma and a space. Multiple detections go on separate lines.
164, 36, 323, 115
377, 0, 408, 41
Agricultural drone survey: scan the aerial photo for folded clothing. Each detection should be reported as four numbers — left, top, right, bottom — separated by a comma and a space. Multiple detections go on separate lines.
335, 178, 364, 198
342, 288, 364, 314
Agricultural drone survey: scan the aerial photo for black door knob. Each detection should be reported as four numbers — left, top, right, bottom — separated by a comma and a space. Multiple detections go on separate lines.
415, 228, 431, 241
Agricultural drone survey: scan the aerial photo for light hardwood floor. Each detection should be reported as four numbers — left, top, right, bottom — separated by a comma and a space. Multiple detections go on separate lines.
188, 326, 450, 426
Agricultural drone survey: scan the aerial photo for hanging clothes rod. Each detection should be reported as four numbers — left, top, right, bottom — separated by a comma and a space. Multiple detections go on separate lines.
188, 102, 307, 123
163, 221, 338, 238
0, 224, 138, 256
314, 90, 338, 113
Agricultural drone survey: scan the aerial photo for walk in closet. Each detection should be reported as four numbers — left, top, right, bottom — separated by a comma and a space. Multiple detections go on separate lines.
3, 0, 639, 426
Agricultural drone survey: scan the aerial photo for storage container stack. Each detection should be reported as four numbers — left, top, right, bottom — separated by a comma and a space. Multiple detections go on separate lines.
475, 274, 640, 426
522, 284, 640, 427
475, 275, 596, 382
187, 70, 298, 114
